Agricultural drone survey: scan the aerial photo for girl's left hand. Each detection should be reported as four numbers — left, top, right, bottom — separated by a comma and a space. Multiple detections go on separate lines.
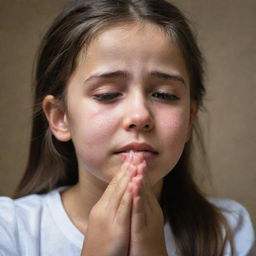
128, 155, 168, 256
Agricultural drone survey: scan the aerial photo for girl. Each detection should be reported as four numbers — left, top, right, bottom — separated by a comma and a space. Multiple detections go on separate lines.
0, 0, 254, 255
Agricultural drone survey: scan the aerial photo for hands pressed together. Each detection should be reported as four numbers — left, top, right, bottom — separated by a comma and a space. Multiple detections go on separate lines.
81, 152, 168, 256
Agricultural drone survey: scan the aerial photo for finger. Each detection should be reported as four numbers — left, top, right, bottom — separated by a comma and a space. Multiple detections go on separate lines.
131, 174, 143, 198
131, 164, 152, 213
99, 153, 135, 209
141, 179, 165, 226
132, 194, 146, 232
130, 173, 148, 233
103, 151, 133, 195
135, 163, 156, 213
109, 151, 134, 186
141, 170, 160, 213
135, 172, 153, 214
136, 160, 147, 175
131, 152, 144, 165
106, 164, 136, 211
114, 184, 133, 226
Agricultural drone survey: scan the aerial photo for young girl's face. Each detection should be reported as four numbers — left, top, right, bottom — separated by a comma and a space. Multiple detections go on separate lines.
63, 22, 195, 186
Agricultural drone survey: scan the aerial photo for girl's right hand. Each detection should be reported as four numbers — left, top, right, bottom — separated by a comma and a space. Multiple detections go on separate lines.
80, 153, 136, 256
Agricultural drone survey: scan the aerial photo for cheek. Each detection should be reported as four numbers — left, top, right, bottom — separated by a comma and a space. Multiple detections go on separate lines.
148, 109, 190, 184
156, 108, 190, 142
71, 105, 117, 145
84, 116, 112, 144
68, 104, 120, 169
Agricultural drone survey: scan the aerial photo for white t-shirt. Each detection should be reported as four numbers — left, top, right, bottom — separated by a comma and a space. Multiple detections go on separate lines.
0, 187, 254, 256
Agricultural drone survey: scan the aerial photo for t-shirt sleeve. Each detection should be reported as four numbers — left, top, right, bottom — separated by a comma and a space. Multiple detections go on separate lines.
0, 197, 19, 256
211, 198, 255, 256
227, 201, 255, 256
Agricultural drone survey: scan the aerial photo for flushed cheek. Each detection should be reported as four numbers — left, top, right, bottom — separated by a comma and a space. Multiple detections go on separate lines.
70, 107, 119, 171
156, 109, 190, 141
156, 111, 189, 163
145, 113, 189, 185
73, 103, 117, 143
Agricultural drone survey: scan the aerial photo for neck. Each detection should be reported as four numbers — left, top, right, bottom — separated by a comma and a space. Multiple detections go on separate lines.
61, 170, 108, 234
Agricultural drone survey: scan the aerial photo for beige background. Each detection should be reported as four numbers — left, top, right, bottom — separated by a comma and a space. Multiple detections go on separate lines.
0, 0, 255, 231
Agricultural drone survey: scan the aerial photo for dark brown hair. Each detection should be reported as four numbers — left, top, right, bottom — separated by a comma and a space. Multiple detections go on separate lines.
15, 0, 233, 255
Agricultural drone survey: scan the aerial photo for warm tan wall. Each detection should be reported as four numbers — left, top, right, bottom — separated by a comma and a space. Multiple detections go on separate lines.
172, 0, 256, 227
0, 0, 255, 230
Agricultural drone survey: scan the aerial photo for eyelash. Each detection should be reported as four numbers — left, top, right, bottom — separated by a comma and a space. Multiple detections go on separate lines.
93, 92, 180, 102
93, 93, 121, 101
152, 92, 180, 101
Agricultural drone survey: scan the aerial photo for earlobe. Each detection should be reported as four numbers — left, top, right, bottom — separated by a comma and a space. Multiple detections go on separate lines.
42, 95, 71, 142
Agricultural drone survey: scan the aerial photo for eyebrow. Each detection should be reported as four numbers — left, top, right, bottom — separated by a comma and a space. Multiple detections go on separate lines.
149, 71, 186, 87
84, 71, 129, 83
84, 70, 186, 87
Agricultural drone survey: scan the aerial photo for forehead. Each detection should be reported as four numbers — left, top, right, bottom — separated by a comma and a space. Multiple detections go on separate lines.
84, 22, 178, 61
91, 22, 170, 50
75, 21, 189, 85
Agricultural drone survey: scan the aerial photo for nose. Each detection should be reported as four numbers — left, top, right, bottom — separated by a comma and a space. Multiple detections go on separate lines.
123, 94, 154, 133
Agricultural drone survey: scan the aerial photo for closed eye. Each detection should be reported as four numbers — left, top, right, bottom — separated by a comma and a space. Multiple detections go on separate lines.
93, 93, 121, 102
152, 92, 180, 101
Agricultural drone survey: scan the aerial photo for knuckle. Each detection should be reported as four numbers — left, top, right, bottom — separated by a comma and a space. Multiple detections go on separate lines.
109, 179, 118, 188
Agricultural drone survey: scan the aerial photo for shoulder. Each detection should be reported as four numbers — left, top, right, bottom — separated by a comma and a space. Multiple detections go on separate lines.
209, 198, 254, 233
0, 193, 46, 224
0, 192, 45, 221
0, 196, 18, 232
0, 193, 46, 255
209, 198, 255, 255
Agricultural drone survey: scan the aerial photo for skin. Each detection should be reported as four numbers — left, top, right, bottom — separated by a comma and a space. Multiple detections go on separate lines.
43, 22, 197, 256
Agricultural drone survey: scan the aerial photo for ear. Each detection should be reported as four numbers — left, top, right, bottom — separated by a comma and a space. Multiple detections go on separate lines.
42, 95, 71, 142
186, 100, 198, 142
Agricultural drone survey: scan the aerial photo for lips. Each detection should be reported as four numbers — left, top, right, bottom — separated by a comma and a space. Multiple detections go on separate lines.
114, 142, 158, 160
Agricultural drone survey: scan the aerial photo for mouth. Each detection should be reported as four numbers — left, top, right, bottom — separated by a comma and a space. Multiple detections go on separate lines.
114, 142, 158, 160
